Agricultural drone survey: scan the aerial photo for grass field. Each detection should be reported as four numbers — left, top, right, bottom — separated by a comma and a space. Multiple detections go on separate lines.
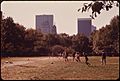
1, 56, 119, 80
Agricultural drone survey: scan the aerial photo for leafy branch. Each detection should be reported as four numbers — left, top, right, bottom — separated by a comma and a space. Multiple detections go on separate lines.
78, 0, 119, 19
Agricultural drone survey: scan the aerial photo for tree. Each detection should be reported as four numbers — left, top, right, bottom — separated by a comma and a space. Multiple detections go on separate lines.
90, 15, 119, 56
71, 34, 91, 54
59, 33, 72, 47
65, 47, 75, 56
1, 17, 26, 56
47, 34, 60, 47
34, 32, 50, 55
1, 17, 15, 54
109, 15, 119, 54
24, 28, 36, 53
51, 45, 64, 56
13, 23, 26, 53
79, 1, 119, 19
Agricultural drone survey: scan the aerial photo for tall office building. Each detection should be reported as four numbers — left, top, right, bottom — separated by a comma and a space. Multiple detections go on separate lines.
36, 15, 56, 34
91, 25, 96, 32
78, 18, 92, 37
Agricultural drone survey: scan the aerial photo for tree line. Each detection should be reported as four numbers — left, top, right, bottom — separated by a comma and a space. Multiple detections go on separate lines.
1, 15, 119, 57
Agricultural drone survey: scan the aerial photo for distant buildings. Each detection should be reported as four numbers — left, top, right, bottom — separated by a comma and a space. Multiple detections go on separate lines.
91, 25, 96, 32
77, 18, 96, 37
78, 18, 91, 37
36, 15, 96, 36
36, 15, 57, 34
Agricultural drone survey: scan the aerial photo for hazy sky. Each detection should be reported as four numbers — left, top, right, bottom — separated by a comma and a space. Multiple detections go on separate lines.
1, 1, 119, 35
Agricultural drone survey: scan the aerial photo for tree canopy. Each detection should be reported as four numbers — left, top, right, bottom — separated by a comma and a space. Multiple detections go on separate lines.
1, 15, 119, 57
90, 15, 119, 56
79, 1, 119, 19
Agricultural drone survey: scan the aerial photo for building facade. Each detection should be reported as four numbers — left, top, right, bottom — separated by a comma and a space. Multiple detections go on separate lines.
78, 18, 92, 37
36, 15, 56, 34
91, 25, 96, 32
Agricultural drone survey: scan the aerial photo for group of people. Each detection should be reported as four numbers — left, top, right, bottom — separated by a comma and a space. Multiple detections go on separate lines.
62, 50, 107, 66
62, 51, 90, 65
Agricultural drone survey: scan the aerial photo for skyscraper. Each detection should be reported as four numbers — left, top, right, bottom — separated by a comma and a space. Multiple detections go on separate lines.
78, 18, 92, 37
36, 15, 56, 34
91, 25, 96, 32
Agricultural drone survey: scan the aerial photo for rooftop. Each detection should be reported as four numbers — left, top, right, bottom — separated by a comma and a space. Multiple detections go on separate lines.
36, 14, 53, 16
78, 18, 91, 21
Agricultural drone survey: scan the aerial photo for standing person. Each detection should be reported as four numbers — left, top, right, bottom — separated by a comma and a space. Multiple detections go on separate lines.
101, 51, 106, 65
72, 52, 76, 61
77, 52, 81, 62
83, 52, 90, 66
75, 52, 81, 62
63, 51, 68, 62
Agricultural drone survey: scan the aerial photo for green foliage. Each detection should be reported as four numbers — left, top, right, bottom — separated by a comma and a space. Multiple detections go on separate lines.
59, 33, 72, 47
90, 15, 119, 55
65, 47, 75, 56
71, 34, 91, 53
47, 34, 60, 46
1, 15, 119, 56
51, 45, 64, 56
24, 28, 36, 53
1, 17, 26, 55
79, 1, 119, 19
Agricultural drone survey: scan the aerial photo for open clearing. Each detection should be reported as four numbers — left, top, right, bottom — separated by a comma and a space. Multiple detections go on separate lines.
1, 56, 119, 80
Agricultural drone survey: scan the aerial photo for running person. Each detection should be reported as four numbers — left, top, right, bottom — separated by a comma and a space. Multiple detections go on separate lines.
83, 52, 90, 66
75, 52, 81, 62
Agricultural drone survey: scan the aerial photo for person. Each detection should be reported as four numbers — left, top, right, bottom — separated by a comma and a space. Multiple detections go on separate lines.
72, 52, 76, 61
63, 51, 68, 62
101, 51, 106, 65
75, 52, 81, 62
83, 52, 90, 66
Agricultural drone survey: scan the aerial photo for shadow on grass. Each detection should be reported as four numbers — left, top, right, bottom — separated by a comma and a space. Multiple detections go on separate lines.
16, 65, 37, 68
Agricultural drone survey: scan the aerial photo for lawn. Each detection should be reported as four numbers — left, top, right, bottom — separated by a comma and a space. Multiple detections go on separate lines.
1, 56, 119, 80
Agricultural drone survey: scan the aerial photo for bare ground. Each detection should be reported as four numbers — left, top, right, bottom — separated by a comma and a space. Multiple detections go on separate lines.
1, 56, 119, 80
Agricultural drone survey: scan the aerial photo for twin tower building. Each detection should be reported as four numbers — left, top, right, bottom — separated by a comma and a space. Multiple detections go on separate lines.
36, 15, 96, 36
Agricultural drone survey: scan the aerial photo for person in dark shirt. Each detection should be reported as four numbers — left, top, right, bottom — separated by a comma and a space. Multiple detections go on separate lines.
72, 52, 76, 61
101, 51, 106, 65
83, 52, 90, 66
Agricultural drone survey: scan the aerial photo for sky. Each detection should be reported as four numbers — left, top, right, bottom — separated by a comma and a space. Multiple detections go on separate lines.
1, 1, 119, 35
